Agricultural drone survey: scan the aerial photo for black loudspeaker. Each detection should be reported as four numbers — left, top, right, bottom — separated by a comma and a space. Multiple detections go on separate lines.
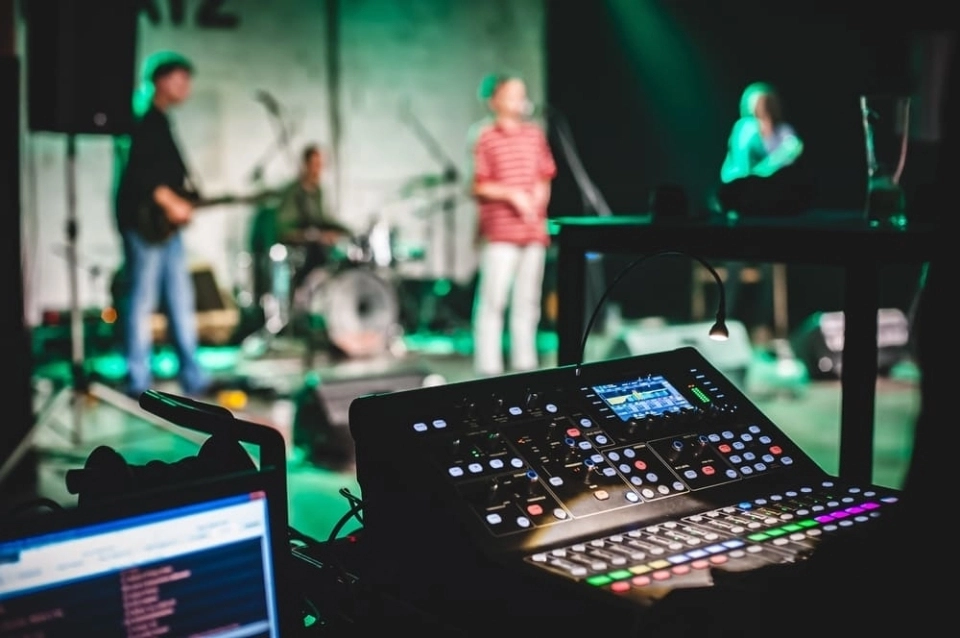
24, 0, 138, 135
791, 309, 912, 379
294, 368, 439, 466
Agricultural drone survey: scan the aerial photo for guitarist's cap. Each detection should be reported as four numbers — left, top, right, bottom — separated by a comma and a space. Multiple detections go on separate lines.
145, 51, 195, 84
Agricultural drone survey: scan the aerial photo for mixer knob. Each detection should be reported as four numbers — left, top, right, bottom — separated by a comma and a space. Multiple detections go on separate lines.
524, 390, 541, 410
667, 439, 685, 463
491, 395, 506, 416
484, 431, 505, 453
524, 469, 540, 495
582, 459, 598, 483
487, 478, 503, 505
693, 434, 710, 458
546, 422, 561, 441
461, 399, 478, 420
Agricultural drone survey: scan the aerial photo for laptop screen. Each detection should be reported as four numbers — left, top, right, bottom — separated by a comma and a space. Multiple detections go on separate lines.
0, 474, 283, 637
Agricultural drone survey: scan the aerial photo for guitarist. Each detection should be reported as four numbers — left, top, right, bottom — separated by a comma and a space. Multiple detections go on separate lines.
114, 51, 212, 399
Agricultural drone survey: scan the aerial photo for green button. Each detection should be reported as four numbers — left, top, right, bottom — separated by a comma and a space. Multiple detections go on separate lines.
765, 528, 787, 537
748, 533, 769, 542
587, 575, 612, 586
798, 519, 818, 528
782, 524, 802, 532
607, 570, 632, 580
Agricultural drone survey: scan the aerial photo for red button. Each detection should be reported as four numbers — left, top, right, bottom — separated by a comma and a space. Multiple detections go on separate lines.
718, 444, 732, 453
632, 575, 651, 587
566, 428, 580, 437
634, 460, 648, 471
702, 465, 716, 475
671, 564, 691, 575
709, 554, 728, 565
770, 445, 782, 455
691, 559, 710, 570
610, 581, 631, 593
527, 504, 543, 516
652, 570, 672, 581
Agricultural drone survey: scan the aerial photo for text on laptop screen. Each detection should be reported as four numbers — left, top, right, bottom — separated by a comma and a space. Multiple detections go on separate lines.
0, 491, 279, 637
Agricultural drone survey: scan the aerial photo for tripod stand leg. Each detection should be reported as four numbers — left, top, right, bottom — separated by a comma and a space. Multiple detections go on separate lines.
0, 385, 72, 488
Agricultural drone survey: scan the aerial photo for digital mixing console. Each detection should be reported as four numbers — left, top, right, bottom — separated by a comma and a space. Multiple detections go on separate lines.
349, 347, 899, 633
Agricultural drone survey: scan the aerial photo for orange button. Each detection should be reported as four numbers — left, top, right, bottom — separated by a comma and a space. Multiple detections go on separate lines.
702, 465, 715, 475
634, 460, 648, 471
610, 581, 631, 593
594, 490, 610, 501
566, 428, 580, 437
709, 554, 728, 565
527, 503, 543, 516
770, 445, 782, 455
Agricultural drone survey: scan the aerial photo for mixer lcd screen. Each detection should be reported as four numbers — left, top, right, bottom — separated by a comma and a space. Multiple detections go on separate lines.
593, 375, 693, 421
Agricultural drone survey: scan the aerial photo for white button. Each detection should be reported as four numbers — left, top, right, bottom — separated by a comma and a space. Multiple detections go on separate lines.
546, 403, 558, 413
432, 419, 447, 429
448, 466, 464, 477
468, 463, 483, 473
509, 406, 522, 415
413, 422, 428, 432
553, 508, 568, 519
517, 517, 531, 528
549, 476, 564, 486
489, 459, 504, 469
626, 491, 640, 503
486, 513, 502, 525
510, 458, 524, 468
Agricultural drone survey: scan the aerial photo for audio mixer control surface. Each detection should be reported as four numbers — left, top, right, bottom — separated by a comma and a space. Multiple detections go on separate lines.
349, 347, 899, 630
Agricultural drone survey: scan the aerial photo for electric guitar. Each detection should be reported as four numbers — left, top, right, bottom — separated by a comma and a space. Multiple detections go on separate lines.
136, 188, 279, 244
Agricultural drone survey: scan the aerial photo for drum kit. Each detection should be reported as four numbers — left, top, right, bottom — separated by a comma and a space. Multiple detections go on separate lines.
244, 216, 424, 361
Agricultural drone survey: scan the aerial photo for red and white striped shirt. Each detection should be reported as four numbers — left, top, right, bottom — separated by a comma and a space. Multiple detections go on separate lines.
471, 120, 557, 246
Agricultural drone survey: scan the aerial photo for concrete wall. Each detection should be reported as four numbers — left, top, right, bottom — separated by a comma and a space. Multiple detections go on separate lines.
19, 0, 545, 324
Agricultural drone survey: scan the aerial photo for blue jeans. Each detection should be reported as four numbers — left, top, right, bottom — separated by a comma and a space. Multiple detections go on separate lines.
121, 230, 209, 395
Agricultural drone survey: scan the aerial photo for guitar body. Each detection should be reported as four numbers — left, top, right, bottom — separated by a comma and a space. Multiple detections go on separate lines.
135, 188, 275, 244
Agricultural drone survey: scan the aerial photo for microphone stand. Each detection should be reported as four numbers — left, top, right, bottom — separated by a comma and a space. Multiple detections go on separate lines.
399, 103, 465, 332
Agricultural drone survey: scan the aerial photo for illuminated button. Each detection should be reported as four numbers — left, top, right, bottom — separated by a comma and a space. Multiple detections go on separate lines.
630, 476, 643, 486
741, 466, 754, 475
684, 470, 697, 479
652, 570, 671, 581
625, 491, 640, 503
586, 574, 611, 586
551, 549, 567, 557
531, 553, 547, 562
432, 419, 447, 429
749, 425, 761, 434
468, 463, 483, 473
729, 455, 742, 464
595, 435, 609, 445
839, 520, 854, 528
672, 564, 691, 575
823, 524, 839, 532
516, 516, 531, 528
595, 490, 610, 501
591, 454, 604, 464
486, 513, 502, 525
657, 485, 670, 495
822, 480, 835, 487
489, 459, 504, 469
861, 502, 880, 510
510, 458, 524, 468
770, 445, 783, 455
841, 496, 855, 503
721, 431, 735, 440
634, 460, 648, 471
549, 476, 564, 486
848, 487, 862, 494
413, 422, 428, 432
881, 496, 898, 504
608, 451, 621, 461
707, 434, 721, 443
645, 472, 659, 482
578, 441, 592, 450
545, 403, 558, 413
623, 448, 636, 458
527, 504, 544, 516
566, 427, 581, 437
553, 508, 568, 519
781, 457, 794, 465
580, 418, 593, 428
610, 581, 631, 593
631, 575, 652, 587
740, 433, 754, 442
733, 442, 745, 450
672, 481, 686, 491
743, 452, 756, 461
619, 464, 632, 473
602, 467, 617, 477
448, 466, 464, 477
855, 515, 869, 523
709, 554, 728, 565
718, 444, 732, 453
756, 498, 769, 505
641, 488, 655, 499
702, 466, 716, 476
509, 406, 522, 415
762, 454, 775, 463
691, 559, 710, 569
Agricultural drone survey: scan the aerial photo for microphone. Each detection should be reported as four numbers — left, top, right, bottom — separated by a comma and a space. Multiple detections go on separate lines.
255, 90, 281, 115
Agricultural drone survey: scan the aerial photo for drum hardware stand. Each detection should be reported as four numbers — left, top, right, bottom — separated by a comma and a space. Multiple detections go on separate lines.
1, 135, 184, 489
399, 102, 470, 334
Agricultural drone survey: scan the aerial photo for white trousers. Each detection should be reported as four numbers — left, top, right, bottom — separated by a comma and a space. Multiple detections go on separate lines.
473, 242, 546, 375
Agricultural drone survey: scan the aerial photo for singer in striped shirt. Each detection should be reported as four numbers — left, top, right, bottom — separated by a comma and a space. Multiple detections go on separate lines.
468, 73, 557, 376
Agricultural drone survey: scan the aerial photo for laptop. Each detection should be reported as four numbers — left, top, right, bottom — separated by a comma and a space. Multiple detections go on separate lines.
0, 468, 297, 637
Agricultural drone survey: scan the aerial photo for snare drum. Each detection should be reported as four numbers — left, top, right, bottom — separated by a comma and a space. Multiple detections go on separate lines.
294, 265, 401, 358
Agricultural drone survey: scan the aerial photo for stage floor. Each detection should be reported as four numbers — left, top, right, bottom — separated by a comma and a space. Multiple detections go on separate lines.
2, 329, 920, 545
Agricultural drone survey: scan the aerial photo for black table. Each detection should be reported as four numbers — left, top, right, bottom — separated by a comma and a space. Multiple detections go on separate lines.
553, 212, 935, 485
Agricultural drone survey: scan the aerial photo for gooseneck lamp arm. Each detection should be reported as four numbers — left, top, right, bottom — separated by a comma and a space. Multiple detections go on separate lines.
575, 250, 729, 377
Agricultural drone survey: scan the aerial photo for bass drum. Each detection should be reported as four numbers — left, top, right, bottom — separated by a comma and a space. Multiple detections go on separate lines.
294, 266, 401, 358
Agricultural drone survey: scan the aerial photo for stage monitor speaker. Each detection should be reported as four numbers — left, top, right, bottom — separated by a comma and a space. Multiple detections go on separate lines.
607, 320, 753, 387
294, 367, 440, 465
24, 0, 138, 135
791, 308, 911, 379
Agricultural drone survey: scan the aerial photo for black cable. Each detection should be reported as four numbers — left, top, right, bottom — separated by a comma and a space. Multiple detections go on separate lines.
4, 497, 65, 519
576, 250, 730, 377
327, 501, 363, 544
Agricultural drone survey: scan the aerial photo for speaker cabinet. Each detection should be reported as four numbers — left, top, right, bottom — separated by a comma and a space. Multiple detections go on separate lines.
24, 0, 138, 135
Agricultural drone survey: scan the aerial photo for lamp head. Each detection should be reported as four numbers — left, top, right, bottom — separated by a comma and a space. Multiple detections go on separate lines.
708, 318, 729, 341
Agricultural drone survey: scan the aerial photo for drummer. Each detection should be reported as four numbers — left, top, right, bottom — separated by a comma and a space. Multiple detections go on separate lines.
275, 144, 350, 286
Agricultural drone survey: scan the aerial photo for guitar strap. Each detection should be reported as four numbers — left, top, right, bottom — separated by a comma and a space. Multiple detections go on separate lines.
168, 114, 203, 199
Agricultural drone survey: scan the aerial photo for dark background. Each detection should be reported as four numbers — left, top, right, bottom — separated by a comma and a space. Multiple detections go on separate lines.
545, 0, 945, 325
